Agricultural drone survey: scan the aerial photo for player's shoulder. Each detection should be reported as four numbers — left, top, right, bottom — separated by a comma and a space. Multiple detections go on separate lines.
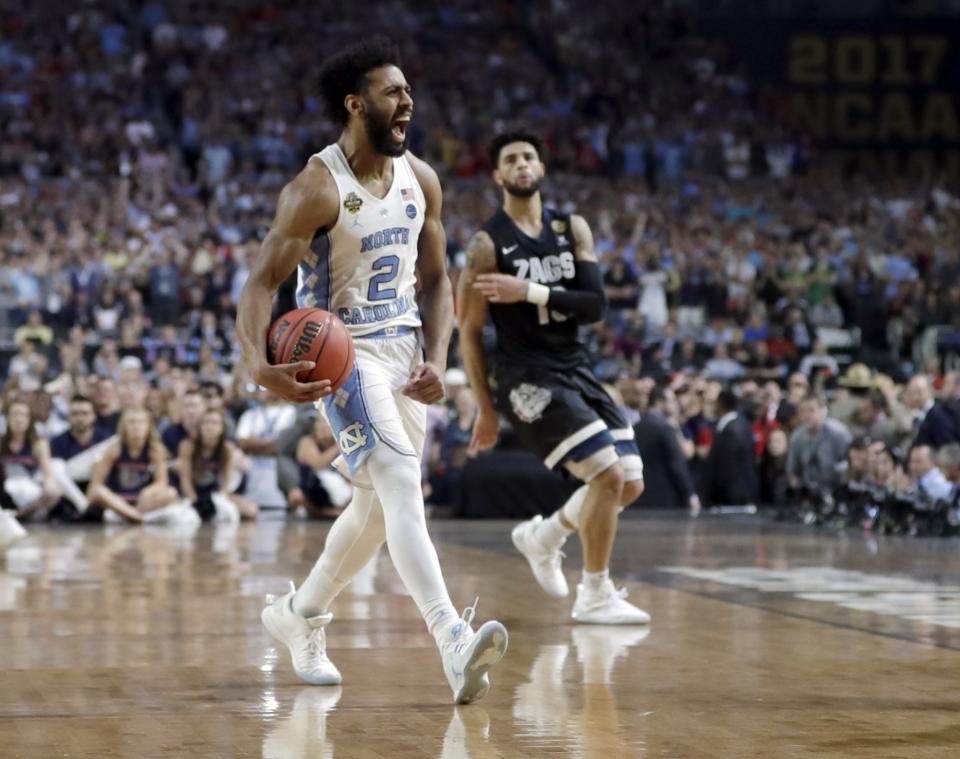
567, 213, 592, 238
403, 151, 441, 201
292, 155, 339, 202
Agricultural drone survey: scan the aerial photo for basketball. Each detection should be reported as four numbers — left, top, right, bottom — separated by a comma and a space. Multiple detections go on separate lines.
266, 307, 355, 391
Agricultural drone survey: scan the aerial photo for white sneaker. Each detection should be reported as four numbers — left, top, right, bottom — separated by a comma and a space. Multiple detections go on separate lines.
571, 579, 651, 625
511, 516, 569, 597
261, 582, 342, 686
211, 492, 240, 524
142, 500, 200, 527
440, 599, 509, 705
0, 511, 27, 548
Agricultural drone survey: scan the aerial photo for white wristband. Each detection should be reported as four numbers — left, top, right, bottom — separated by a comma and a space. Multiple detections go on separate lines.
526, 282, 550, 306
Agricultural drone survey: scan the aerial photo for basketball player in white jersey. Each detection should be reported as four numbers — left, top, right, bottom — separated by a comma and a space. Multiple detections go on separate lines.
237, 38, 507, 704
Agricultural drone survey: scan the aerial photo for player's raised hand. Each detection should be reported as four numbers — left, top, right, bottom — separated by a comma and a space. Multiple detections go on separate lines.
253, 361, 332, 404
473, 273, 529, 304
468, 408, 499, 455
403, 362, 445, 404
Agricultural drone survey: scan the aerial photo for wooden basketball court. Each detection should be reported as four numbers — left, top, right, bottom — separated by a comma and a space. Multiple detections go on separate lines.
2, 515, 959, 758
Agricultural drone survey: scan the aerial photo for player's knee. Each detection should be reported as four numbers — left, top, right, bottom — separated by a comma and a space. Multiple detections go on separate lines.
620, 479, 644, 507
592, 463, 625, 502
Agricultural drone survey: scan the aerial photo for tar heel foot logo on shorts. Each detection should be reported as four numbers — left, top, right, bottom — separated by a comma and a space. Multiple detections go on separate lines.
510, 383, 552, 423
338, 421, 368, 454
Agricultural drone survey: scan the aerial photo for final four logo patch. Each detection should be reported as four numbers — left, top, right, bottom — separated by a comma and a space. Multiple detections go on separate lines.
344, 192, 363, 214
405, 203, 417, 219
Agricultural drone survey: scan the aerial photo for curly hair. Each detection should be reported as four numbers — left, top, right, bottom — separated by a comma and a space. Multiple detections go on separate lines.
487, 130, 544, 169
319, 37, 402, 126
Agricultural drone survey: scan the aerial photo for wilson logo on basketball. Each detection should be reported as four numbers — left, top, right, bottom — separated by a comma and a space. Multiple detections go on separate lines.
268, 319, 291, 354
289, 320, 324, 362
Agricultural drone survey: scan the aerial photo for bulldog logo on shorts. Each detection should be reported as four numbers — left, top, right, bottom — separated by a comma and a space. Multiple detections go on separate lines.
510, 383, 552, 423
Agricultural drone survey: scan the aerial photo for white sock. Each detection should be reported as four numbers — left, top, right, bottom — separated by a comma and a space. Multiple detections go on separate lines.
560, 485, 589, 528
294, 486, 385, 617
582, 568, 609, 593
533, 485, 587, 549
364, 444, 458, 642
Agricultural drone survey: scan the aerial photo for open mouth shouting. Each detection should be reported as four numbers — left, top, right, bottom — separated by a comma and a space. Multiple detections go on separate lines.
392, 116, 410, 142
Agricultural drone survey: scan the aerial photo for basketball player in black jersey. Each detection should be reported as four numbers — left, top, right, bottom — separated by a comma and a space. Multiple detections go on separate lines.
458, 132, 649, 624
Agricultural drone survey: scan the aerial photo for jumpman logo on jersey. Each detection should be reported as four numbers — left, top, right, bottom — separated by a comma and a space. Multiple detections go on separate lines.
338, 422, 369, 454
502, 244, 519, 256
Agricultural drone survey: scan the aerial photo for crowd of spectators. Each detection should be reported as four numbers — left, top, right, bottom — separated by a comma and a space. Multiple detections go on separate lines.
3, 1, 960, 540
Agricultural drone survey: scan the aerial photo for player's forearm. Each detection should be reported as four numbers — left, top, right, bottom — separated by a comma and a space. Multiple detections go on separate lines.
526, 260, 607, 322
237, 279, 275, 378
460, 327, 496, 415
418, 274, 453, 369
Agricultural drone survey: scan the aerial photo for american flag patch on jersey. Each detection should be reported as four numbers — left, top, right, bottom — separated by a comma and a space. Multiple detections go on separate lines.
401, 187, 414, 201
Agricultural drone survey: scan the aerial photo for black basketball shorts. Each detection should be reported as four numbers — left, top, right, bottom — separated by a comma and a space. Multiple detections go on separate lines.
495, 363, 643, 483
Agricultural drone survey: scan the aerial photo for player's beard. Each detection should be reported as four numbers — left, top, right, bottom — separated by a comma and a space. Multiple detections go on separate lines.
502, 177, 541, 198
363, 101, 407, 157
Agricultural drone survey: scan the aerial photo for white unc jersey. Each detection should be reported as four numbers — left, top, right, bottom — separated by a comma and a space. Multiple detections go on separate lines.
297, 144, 425, 337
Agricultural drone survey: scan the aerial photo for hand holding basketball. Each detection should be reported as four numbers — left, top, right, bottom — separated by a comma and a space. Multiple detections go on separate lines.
261, 308, 355, 403
252, 360, 332, 404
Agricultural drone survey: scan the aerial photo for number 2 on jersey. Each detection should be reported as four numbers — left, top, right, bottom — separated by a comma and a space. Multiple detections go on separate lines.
368, 255, 399, 301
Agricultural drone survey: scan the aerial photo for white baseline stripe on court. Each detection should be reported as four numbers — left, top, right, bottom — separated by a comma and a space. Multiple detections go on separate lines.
544, 419, 608, 469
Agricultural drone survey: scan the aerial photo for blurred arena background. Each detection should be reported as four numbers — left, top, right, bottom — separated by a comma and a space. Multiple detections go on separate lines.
3, 0, 960, 527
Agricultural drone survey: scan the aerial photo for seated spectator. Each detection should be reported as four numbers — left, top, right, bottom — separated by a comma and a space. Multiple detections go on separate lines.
7, 339, 47, 391
93, 375, 123, 436
841, 435, 873, 485
634, 386, 700, 514
704, 343, 745, 381
0, 398, 61, 518
603, 256, 639, 316
48, 395, 114, 520
236, 391, 296, 508
199, 380, 236, 438
163, 388, 205, 483
745, 340, 786, 382
787, 394, 852, 494
869, 442, 910, 493
908, 444, 954, 502
798, 339, 839, 379
760, 427, 790, 507
14, 310, 54, 346
937, 443, 960, 486
848, 391, 904, 448
809, 293, 844, 328
288, 416, 351, 519
179, 410, 257, 521
903, 375, 960, 449
702, 390, 758, 506
428, 387, 479, 507
87, 408, 180, 523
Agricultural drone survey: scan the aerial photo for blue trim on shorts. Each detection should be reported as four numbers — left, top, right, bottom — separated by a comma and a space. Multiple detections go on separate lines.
321, 366, 376, 476
615, 439, 640, 457
354, 361, 415, 457
356, 324, 415, 340
561, 429, 617, 465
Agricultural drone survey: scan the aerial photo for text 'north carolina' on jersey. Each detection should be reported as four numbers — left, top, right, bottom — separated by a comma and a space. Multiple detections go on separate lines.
297, 143, 425, 337
482, 207, 589, 371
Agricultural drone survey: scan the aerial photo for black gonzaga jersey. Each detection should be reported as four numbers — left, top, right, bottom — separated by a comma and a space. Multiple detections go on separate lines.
482, 207, 589, 371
